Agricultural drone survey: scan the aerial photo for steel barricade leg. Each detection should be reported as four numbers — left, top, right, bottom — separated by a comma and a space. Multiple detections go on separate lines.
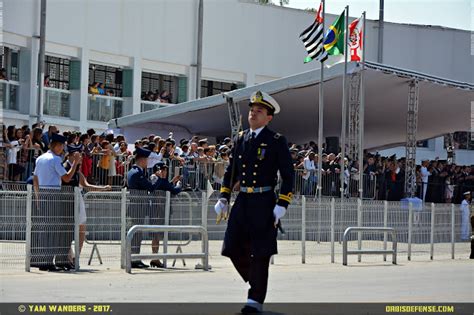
430, 203, 435, 260
302, 196, 306, 264
120, 188, 127, 269
392, 232, 397, 265
125, 227, 134, 274
357, 198, 362, 262
342, 231, 348, 266
163, 191, 171, 268
202, 228, 209, 271
451, 203, 455, 259
25, 185, 33, 272
74, 187, 81, 271
408, 203, 413, 261
330, 198, 335, 263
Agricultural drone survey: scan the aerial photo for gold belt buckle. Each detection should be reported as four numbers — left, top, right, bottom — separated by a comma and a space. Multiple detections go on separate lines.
247, 187, 254, 193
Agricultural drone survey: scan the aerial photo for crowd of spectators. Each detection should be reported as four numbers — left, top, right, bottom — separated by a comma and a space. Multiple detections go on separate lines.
141, 90, 172, 103
0, 122, 473, 203
88, 82, 115, 96
289, 142, 474, 203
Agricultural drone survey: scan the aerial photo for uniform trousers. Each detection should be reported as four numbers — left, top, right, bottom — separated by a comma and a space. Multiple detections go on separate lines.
128, 191, 165, 255
230, 254, 271, 304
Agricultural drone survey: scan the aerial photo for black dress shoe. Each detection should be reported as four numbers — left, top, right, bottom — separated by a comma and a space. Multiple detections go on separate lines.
38, 265, 60, 272
131, 261, 149, 269
56, 262, 75, 271
241, 305, 261, 314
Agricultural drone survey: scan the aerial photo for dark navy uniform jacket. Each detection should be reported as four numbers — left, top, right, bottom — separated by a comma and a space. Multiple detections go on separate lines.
127, 165, 181, 194
127, 165, 181, 231
219, 126, 294, 258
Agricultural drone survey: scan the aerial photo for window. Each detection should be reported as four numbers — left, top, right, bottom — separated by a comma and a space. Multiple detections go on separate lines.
447, 132, 474, 150
416, 140, 429, 148
89, 63, 123, 97
201, 80, 238, 97
141, 71, 179, 103
45, 55, 70, 89
0, 46, 20, 81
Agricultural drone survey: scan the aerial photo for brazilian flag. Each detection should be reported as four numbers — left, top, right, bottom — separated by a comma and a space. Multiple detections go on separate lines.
323, 11, 345, 56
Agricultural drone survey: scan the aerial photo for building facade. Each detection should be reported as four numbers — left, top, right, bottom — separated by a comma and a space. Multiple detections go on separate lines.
0, 0, 471, 160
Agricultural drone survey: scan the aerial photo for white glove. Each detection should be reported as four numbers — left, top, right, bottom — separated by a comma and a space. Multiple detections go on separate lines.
175, 181, 182, 189
214, 198, 229, 221
149, 174, 158, 184
273, 205, 286, 225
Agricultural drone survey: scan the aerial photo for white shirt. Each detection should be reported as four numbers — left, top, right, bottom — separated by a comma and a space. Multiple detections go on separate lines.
7, 140, 21, 164
249, 126, 265, 138
420, 166, 430, 183
303, 157, 315, 180
147, 151, 163, 169
33, 151, 67, 188
113, 143, 121, 153
174, 146, 183, 156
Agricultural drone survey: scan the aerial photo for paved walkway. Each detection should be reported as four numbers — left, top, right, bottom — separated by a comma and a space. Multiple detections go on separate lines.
1, 254, 472, 303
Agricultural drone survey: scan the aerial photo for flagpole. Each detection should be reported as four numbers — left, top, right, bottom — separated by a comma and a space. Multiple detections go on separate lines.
358, 11, 366, 199
340, 5, 349, 199
317, 0, 325, 200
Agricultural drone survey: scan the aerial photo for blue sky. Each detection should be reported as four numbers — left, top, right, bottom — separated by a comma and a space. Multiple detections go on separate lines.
287, 0, 472, 31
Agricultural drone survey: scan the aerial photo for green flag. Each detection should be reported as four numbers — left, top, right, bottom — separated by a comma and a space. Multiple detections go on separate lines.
323, 10, 345, 56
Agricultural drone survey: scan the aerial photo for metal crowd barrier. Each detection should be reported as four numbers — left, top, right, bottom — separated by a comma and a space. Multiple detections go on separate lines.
125, 225, 209, 274
89, 152, 130, 186
342, 227, 397, 266
293, 169, 378, 199
83, 189, 198, 267
0, 186, 471, 272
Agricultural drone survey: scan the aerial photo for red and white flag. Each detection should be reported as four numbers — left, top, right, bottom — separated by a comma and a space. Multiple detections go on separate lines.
349, 16, 363, 62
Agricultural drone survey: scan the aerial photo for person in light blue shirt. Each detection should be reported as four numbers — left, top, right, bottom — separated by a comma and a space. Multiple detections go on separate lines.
30, 133, 81, 272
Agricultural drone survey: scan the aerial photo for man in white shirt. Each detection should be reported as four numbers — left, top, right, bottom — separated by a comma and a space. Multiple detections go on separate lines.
113, 134, 125, 153
420, 159, 431, 201
146, 143, 163, 174
31, 133, 81, 271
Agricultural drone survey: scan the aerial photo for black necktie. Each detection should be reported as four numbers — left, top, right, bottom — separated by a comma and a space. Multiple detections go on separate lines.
246, 132, 256, 154
250, 132, 256, 147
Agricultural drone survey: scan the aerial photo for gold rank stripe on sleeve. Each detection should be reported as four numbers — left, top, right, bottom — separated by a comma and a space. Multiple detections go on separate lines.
220, 187, 231, 194
278, 194, 292, 203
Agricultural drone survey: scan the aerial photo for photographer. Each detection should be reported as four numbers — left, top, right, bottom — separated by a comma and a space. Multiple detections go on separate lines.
127, 148, 181, 269
148, 162, 182, 268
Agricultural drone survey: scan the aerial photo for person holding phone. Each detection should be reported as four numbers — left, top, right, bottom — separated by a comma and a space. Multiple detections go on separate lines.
127, 148, 181, 269
148, 161, 182, 268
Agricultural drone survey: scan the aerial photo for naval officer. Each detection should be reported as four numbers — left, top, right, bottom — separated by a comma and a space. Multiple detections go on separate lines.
215, 91, 294, 314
